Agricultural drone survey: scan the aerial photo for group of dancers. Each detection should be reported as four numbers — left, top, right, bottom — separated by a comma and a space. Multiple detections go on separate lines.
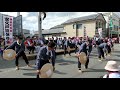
3, 35, 114, 77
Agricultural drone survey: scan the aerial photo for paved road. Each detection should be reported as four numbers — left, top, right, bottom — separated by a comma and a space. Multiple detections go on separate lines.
0, 44, 120, 78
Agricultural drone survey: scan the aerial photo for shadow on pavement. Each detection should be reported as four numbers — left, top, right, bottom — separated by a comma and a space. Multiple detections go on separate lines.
114, 55, 120, 57
90, 54, 98, 57
54, 70, 67, 74
113, 51, 120, 53
56, 59, 77, 65
23, 72, 36, 76
106, 58, 120, 62
58, 62, 71, 65
83, 68, 106, 72
20, 68, 35, 71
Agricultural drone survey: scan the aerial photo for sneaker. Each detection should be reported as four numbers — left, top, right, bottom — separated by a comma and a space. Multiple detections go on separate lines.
15, 67, 19, 70
102, 57, 106, 60
78, 70, 82, 73
98, 59, 102, 61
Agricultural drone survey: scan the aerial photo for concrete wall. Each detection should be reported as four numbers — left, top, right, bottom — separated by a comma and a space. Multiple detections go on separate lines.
63, 24, 76, 37
64, 21, 96, 37
82, 21, 96, 37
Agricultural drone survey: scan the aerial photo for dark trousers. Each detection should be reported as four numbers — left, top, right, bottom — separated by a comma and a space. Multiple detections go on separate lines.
51, 51, 56, 67
78, 52, 89, 69
27, 46, 35, 53
37, 60, 50, 78
16, 51, 29, 66
63, 45, 70, 55
107, 46, 111, 54
75, 45, 78, 54
78, 57, 89, 69
88, 46, 92, 56
98, 47, 104, 59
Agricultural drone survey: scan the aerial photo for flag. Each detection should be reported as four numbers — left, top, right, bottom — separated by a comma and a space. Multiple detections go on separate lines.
109, 18, 113, 28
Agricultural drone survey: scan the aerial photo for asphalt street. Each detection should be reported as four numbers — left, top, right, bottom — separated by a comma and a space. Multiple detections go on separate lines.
0, 44, 120, 78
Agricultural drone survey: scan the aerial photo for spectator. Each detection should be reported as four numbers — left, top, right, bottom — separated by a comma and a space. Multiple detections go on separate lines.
24, 36, 35, 54
103, 61, 120, 78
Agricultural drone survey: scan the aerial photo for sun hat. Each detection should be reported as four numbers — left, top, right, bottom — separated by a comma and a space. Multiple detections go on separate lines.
105, 61, 120, 71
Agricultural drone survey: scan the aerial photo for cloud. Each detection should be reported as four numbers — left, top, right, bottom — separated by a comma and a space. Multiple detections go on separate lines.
0, 12, 17, 17
20, 12, 29, 18
1, 12, 120, 34
25, 16, 37, 23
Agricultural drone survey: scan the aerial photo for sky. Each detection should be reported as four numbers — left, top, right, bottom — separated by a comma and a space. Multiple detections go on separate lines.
0, 12, 120, 34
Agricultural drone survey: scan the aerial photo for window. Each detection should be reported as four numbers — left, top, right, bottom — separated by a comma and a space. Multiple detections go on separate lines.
117, 26, 118, 31
114, 25, 116, 30
73, 24, 76, 29
99, 22, 101, 28
76, 24, 82, 29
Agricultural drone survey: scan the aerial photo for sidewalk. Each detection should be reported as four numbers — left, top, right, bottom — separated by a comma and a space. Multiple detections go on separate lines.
26, 48, 75, 60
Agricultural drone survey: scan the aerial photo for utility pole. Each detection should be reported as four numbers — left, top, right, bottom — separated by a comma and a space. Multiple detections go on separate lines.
38, 12, 42, 38
38, 12, 46, 38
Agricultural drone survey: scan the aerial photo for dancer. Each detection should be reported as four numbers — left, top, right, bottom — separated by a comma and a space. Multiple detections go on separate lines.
4, 35, 31, 70
36, 41, 56, 78
76, 40, 90, 72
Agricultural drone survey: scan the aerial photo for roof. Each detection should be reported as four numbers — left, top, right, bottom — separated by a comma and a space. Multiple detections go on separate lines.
62, 14, 100, 24
42, 28, 65, 34
50, 24, 64, 29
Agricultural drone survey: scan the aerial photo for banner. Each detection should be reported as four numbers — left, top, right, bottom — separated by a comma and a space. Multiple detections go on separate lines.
3, 15, 13, 46
84, 26, 86, 38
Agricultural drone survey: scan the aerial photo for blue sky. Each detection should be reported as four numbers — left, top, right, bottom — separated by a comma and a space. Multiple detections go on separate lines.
0, 12, 120, 34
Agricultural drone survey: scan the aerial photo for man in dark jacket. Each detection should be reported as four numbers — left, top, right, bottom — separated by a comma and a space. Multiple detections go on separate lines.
36, 41, 56, 78
76, 41, 89, 72
98, 42, 108, 61
4, 35, 31, 70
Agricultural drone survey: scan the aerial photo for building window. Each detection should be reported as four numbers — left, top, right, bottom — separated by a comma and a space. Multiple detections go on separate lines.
114, 25, 117, 31
117, 26, 118, 31
99, 21, 101, 28
76, 24, 82, 29
73, 24, 76, 29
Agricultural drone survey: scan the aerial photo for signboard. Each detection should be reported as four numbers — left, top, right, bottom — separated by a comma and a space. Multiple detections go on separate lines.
98, 28, 102, 38
84, 26, 86, 38
3, 15, 13, 46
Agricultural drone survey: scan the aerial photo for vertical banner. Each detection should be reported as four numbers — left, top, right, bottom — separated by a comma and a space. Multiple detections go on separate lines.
84, 26, 86, 39
3, 15, 13, 46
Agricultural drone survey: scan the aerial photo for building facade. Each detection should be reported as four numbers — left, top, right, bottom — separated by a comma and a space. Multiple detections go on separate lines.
23, 29, 32, 38
62, 14, 106, 38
